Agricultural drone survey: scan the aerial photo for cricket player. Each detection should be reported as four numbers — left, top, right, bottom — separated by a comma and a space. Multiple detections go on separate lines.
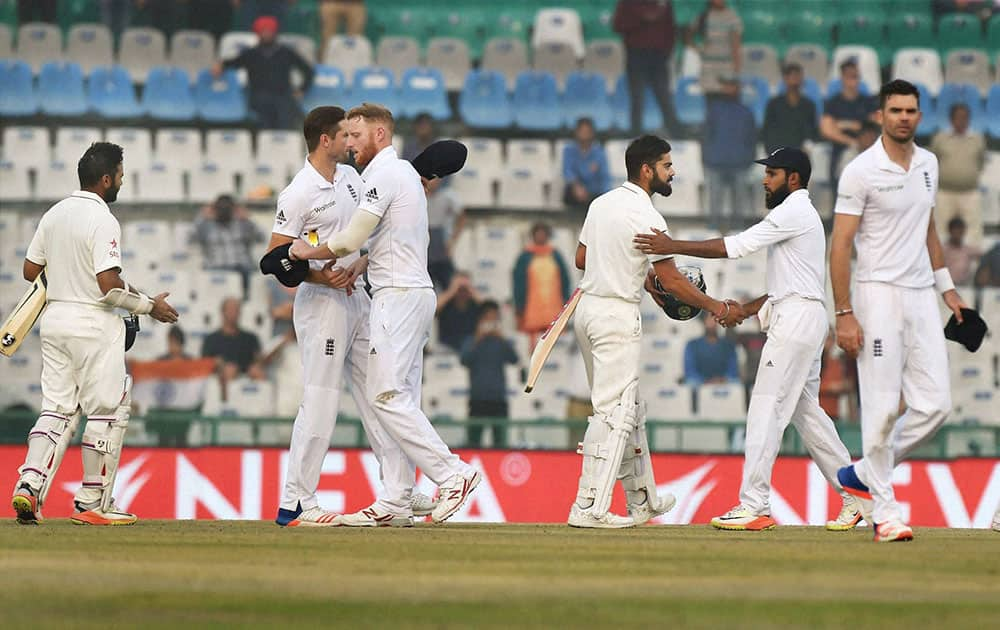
634, 147, 865, 532
570, 135, 736, 528
269, 106, 434, 527
11, 142, 178, 526
290, 103, 480, 523
831, 80, 967, 542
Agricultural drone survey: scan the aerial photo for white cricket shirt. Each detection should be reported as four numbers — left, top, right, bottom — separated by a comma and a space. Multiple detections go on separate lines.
25, 190, 122, 308
579, 181, 671, 303
356, 145, 433, 291
723, 188, 826, 302
834, 137, 938, 288
273, 158, 365, 285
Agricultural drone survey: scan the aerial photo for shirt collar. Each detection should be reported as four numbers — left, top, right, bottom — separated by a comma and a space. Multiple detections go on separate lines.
621, 181, 647, 197
302, 157, 335, 190
873, 137, 929, 173
71, 190, 110, 210
363, 145, 397, 175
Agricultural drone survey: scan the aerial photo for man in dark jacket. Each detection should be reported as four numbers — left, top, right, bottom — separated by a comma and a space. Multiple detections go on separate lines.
213, 15, 314, 129
702, 73, 756, 232
762, 63, 818, 153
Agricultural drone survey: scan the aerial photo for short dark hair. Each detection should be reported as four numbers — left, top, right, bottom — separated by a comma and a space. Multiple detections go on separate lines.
878, 79, 920, 110
839, 59, 858, 75
948, 216, 967, 231
949, 102, 969, 120
167, 325, 186, 345
625, 135, 671, 181
782, 62, 803, 75
530, 222, 552, 239
575, 117, 594, 131
478, 299, 500, 320
303, 106, 346, 152
413, 112, 433, 126
77, 142, 123, 188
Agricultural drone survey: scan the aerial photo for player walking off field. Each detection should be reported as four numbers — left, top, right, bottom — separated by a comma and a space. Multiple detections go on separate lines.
269, 107, 434, 527
11, 142, 178, 526
830, 80, 968, 542
569, 135, 735, 528
635, 147, 865, 532
290, 103, 480, 523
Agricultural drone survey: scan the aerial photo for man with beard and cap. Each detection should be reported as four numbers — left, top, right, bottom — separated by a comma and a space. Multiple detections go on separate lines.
634, 146, 865, 533
11, 142, 179, 525
213, 15, 314, 129
568, 135, 736, 529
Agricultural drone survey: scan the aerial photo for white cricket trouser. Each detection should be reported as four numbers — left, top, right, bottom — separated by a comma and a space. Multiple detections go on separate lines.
280, 285, 414, 513
367, 288, 471, 485
738, 298, 851, 515
574, 294, 642, 417
853, 282, 951, 524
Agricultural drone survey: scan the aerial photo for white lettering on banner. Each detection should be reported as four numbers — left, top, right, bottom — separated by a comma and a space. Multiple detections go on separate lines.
770, 487, 805, 525
175, 451, 262, 519
893, 464, 912, 524
653, 461, 717, 525
806, 462, 829, 526
60, 454, 152, 511
280, 451, 346, 513
926, 462, 1000, 528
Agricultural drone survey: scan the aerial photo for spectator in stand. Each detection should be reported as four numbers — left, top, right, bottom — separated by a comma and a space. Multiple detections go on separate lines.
401, 112, 437, 162
512, 223, 572, 349
834, 120, 881, 180
461, 300, 519, 448
435, 271, 481, 353
213, 15, 314, 129
187, 0, 238, 40
612, 0, 682, 135
762, 63, 818, 153
819, 329, 857, 422
562, 117, 611, 209
821, 59, 878, 187
942, 217, 981, 286
684, 315, 739, 386
202, 297, 266, 390
688, 0, 743, 98
974, 242, 1000, 287
18, 0, 57, 23
426, 176, 465, 291
268, 282, 296, 338
99, 0, 134, 37
320, 0, 367, 55
702, 73, 756, 232
192, 195, 267, 294
931, 103, 987, 247
158, 326, 193, 361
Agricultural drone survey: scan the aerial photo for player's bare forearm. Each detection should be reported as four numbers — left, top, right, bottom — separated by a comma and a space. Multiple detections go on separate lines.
575, 243, 586, 270
23, 259, 44, 282
926, 211, 946, 271
96, 268, 126, 295
829, 214, 860, 310
653, 260, 723, 317
289, 240, 336, 261
666, 238, 728, 259
742, 294, 769, 317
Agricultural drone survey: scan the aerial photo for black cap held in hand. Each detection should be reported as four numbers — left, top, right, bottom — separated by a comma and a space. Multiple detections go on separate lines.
754, 147, 812, 185
410, 140, 468, 179
260, 243, 309, 288
944, 308, 988, 352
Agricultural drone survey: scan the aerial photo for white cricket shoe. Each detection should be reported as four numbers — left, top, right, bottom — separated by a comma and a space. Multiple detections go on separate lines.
826, 496, 867, 531
285, 506, 341, 527
873, 520, 913, 542
70, 499, 138, 526
567, 503, 635, 529
335, 505, 413, 528
411, 492, 439, 518
629, 493, 676, 526
431, 470, 482, 523
710, 505, 776, 531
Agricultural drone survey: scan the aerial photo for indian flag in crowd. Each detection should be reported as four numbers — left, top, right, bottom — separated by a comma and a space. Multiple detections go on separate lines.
131, 358, 217, 412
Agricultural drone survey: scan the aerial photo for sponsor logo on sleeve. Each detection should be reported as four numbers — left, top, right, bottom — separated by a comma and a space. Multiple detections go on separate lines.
276, 209, 287, 225
365, 188, 379, 203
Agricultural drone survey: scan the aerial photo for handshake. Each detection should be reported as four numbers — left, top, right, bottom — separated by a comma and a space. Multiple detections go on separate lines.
715, 299, 748, 328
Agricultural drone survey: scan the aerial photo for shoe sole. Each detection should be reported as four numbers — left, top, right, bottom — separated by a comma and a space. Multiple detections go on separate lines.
711, 516, 776, 531
567, 520, 635, 529
12, 495, 40, 526
70, 511, 137, 526
630, 495, 677, 526
874, 530, 914, 542
825, 512, 863, 531
431, 471, 482, 524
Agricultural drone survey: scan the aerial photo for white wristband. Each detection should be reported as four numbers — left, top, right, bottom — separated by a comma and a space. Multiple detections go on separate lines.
934, 268, 955, 294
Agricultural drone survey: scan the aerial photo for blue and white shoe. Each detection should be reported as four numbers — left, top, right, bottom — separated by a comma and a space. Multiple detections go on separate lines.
275, 502, 302, 527
837, 465, 872, 501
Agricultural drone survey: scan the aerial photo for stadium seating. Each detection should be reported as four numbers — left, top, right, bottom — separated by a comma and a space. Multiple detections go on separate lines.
0, 24, 11, 58
189, 162, 237, 203
0, 161, 31, 201
136, 162, 184, 203
892, 48, 943, 95
142, 67, 197, 121
38, 62, 88, 116
16, 22, 62, 73
741, 44, 781, 87
88, 65, 143, 118
154, 128, 203, 170
986, 86, 1000, 138
257, 130, 306, 179
426, 37, 472, 91
55, 127, 102, 161
533, 41, 578, 90
66, 23, 113, 74
323, 35, 373, 78
532, 8, 584, 58
437, 10, 488, 60
398, 67, 450, 120
459, 69, 513, 128
582, 39, 623, 89
741, 76, 770, 127
302, 64, 349, 113
218, 30, 257, 61
106, 127, 153, 170
449, 166, 495, 207
375, 35, 421, 78
674, 77, 706, 126
742, 10, 785, 51
562, 72, 612, 131
838, 12, 888, 64
1, 126, 49, 170
194, 69, 247, 123
512, 71, 562, 131
498, 166, 548, 209
278, 33, 317, 64
937, 13, 985, 56
936, 83, 987, 134
0, 60, 36, 117
696, 383, 746, 422
205, 130, 253, 175
347, 66, 398, 111
829, 46, 881, 95
118, 27, 167, 83
482, 37, 530, 90
944, 49, 993, 96
170, 30, 217, 78
787, 10, 834, 50
886, 12, 935, 52
783, 44, 829, 88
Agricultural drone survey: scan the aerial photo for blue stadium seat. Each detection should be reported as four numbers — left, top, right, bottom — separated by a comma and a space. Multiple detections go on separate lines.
194, 69, 247, 123
562, 72, 612, 131
912, 82, 939, 135
740, 76, 770, 127
142, 67, 196, 121
398, 67, 450, 120
88, 66, 143, 118
936, 83, 986, 134
346, 67, 398, 112
674, 77, 705, 126
512, 71, 561, 131
38, 62, 88, 116
610, 76, 669, 132
0, 60, 38, 116
302, 65, 350, 113
986, 85, 1000, 138
458, 69, 512, 128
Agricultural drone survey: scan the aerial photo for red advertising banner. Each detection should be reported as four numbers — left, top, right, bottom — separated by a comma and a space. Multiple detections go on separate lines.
2, 447, 998, 527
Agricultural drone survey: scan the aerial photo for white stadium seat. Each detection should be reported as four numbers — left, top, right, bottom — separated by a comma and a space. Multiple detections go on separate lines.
54, 127, 102, 163
891, 48, 943, 95
533, 42, 578, 90
117, 27, 167, 83
136, 162, 184, 203
506, 139, 554, 180
532, 8, 585, 58
784, 44, 829, 88
154, 128, 204, 171
583, 39, 624, 89
696, 383, 746, 421
426, 37, 471, 91
944, 49, 993, 96
256, 130, 305, 180
170, 30, 216, 78
323, 35, 373, 80
188, 162, 237, 203
459, 137, 504, 178
2, 126, 51, 170
227, 379, 276, 418
375, 35, 422, 78
829, 46, 881, 96
205, 129, 254, 175
106, 127, 153, 170
245, 162, 288, 196
499, 167, 548, 209
278, 33, 317, 63
482, 37, 529, 90
34, 161, 75, 201
66, 23, 113, 74
16, 22, 63, 73
450, 168, 495, 207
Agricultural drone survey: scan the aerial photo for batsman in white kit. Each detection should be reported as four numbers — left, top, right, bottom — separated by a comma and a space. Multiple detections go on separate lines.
635, 147, 865, 532
570, 135, 737, 528
265, 106, 431, 527
10, 142, 178, 525
831, 80, 968, 542
290, 103, 480, 523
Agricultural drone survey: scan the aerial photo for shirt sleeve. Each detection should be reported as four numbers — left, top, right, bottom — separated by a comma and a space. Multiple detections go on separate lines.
25, 216, 46, 266
578, 211, 592, 247
723, 208, 802, 258
272, 187, 306, 237
357, 167, 398, 219
92, 212, 123, 274
833, 163, 867, 216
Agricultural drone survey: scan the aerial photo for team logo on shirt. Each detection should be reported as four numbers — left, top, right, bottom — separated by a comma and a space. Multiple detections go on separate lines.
365, 187, 379, 203
923, 171, 932, 192
109, 239, 120, 258
347, 183, 359, 203
325, 338, 336, 357
873, 338, 883, 358
276, 209, 287, 225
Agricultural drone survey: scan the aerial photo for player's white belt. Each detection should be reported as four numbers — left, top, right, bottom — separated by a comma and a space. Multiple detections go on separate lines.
370, 286, 434, 296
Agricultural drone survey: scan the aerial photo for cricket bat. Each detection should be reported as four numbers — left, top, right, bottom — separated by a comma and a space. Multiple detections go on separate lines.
524, 287, 582, 393
0, 269, 47, 357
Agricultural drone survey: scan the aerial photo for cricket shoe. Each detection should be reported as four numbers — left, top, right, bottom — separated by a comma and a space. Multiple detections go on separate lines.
567, 503, 635, 529
11, 483, 41, 526
837, 465, 872, 500
275, 502, 302, 527
411, 492, 439, 518
710, 505, 776, 531
336, 505, 413, 528
431, 470, 482, 523
629, 493, 677, 526
826, 496, 869, 531
284, 506, 341, 527
873, 520, 913, 542
70, 500, 137, 526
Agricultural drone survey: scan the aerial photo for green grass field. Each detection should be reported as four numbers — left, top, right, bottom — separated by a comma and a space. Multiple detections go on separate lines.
2, 521, 998, 629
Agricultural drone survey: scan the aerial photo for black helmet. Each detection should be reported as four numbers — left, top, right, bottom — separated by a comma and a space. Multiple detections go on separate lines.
653, 266, 706, 321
